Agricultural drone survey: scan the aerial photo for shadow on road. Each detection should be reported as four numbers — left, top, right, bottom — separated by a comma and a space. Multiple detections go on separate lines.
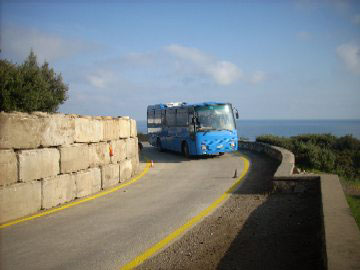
230, 150, 279, 195
139, 144, 225, 164
217, 151, 325, 270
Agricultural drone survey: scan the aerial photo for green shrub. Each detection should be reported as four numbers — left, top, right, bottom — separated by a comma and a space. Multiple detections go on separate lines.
0, 50, 68, 113
256, 134, 293, 150
334, 135, 360, 151
256, 134, 359, 181
137, 132, 148, 142
292, 133, 336, 149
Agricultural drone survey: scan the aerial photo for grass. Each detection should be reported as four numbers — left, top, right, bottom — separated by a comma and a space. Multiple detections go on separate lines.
346, 195, 360, 229
341, 178, 360, 230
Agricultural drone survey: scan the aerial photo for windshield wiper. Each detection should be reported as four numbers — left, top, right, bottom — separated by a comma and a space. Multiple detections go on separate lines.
216, 129, 232, 132
197, 127, 216, 135
197, 127, 216, 131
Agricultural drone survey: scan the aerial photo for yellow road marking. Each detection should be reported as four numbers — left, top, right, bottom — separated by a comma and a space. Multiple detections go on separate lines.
120, 155, 250, 270
0, 161, 152, 230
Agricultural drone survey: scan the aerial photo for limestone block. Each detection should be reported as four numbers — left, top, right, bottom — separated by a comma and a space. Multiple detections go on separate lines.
60, 144, 89, 173
120, 159, 132, 182
110, 139, 126, 163
130, 119, 137, 138
89, 142, 110, 167
130, 156, 139, 176
118, 118, 131, 139
42, 174, 76, 209
40, 114, 74, 147
0, 181, 41, 224
103, 120, 120, 141
0, 150, 17, 186
74, 168, 101, 198
0, 112, 43, 149
101, 164, 120, 189
18, 148, 60, 182
126, 138, 138, 159
74, 118, 103, 143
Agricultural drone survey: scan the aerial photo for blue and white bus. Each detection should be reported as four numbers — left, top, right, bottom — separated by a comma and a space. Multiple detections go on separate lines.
147, 102, 239, 157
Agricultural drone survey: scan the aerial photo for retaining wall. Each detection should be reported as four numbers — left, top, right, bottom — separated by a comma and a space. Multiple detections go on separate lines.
238, 140, 360, 270
0, 112, 139, 224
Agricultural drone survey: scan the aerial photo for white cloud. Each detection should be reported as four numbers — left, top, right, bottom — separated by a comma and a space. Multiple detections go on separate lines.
0, 24, 99, 63
249, 71, 267, 84
337, 43, 360, 74
86, 69, 116, 89
118, 52, 157, 67
207, 61, 243, 85
165, 44, 243, 85
166, 44, 211, 64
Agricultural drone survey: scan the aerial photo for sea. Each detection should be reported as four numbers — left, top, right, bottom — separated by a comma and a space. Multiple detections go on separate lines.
137, 119, 360, 141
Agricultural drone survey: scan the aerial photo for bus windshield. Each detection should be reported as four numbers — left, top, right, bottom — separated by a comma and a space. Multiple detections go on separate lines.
195, 104, 235, 131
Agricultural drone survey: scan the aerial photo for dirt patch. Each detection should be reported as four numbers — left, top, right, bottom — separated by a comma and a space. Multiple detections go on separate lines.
138, 151, 324, 270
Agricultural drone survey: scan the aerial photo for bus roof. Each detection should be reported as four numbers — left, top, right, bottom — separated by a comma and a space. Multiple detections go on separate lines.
147, 101, 229, 110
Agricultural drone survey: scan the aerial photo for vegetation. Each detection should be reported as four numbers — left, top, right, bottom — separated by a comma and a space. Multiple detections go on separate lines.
346, 195, 360, 227
138, 132, 149, 142
256, 133, 360, 228
0, 50, 68, 113
256, 133, 360, 180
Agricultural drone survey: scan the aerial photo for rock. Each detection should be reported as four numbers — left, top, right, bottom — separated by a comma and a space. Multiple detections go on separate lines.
74, 168, 101, 198
60, 144, 89, 173
101, 164, 120, 189
42, 174, 76, 209
0, 181, 41, 223
18, 148, 60, 182
0, 150, 18, 186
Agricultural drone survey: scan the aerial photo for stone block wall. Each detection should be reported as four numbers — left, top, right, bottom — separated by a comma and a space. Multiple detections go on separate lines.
0, 112, 139, 224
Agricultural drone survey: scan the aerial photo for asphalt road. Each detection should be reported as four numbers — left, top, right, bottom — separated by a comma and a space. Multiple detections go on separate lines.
0, 144, 247, 270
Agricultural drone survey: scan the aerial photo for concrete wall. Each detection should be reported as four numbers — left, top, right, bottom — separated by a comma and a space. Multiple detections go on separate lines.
238, 140, 360, 270
0, 112, 139, 224
238, 141, 295, 178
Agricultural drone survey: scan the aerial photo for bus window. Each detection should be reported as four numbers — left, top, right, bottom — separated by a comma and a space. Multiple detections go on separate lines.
195, 104, 235, 131
147, 109, 154, 124
161, 110, 166, 125
176, 108, 188, 127
154, 109, 161, 125
166, 109, 176, 126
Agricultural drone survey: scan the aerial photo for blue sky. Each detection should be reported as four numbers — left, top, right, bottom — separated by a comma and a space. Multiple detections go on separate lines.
1, 0, 360, 120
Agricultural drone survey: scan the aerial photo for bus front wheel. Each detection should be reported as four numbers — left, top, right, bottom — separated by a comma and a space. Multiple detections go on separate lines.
182, 142, 190, 158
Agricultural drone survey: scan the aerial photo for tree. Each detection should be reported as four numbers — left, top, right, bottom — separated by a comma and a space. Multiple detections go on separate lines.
0, 50, 68, 112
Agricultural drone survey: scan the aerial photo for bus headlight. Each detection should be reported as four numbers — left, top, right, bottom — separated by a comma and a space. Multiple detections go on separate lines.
230, 141, 235, 148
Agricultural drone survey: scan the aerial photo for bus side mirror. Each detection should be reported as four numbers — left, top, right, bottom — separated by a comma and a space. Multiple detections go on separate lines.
234, 108, 239, 119
192, 116, 199, 126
